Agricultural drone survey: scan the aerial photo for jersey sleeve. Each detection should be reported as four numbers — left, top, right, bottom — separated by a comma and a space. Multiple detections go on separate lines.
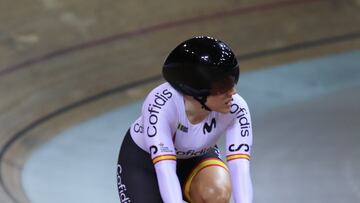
141, 87, 183, 202
141, 87, 177, 162
225, 94, 253, 203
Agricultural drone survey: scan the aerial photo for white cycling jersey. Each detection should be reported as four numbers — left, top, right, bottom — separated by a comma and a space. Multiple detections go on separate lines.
129, 82, 253, 203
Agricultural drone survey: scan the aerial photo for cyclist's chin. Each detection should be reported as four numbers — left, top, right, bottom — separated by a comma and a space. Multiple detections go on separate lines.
213, 106, 231, 114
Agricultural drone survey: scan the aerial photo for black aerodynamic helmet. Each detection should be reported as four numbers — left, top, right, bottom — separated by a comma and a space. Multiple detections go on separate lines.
162, 36, 239, 98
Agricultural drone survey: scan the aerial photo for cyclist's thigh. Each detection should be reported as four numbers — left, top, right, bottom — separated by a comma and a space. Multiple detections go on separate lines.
177, 147, 229, 202
117, 130, 163, 203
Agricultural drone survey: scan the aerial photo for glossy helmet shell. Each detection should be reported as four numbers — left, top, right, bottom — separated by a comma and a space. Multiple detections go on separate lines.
162, 36, 239, 97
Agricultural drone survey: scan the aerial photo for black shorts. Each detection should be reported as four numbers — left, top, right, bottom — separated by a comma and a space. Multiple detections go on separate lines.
116, 129, 227, 203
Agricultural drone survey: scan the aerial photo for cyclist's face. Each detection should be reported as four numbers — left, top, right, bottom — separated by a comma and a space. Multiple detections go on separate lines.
206, 86, 236, 113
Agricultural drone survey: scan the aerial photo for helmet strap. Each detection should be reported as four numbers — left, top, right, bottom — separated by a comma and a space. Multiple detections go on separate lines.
193, 96, 212, 111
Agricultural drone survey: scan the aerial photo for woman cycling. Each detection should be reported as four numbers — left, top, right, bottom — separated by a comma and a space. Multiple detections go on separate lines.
117, 36, 253, 203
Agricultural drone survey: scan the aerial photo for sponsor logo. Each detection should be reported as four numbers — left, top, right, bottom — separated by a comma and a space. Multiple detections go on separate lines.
147, 89, 172, 137
176, 147, 212, 156
203, 118, 216, 134
230, 102, 250, 137
133, 122, 144, 133
228, 143, 250, 152
150, 144, 174, 155
149, 145, 158, 155
117, 164, 131, 203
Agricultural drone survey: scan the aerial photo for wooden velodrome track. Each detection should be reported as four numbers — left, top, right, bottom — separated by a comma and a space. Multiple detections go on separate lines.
0, 0, 359, 202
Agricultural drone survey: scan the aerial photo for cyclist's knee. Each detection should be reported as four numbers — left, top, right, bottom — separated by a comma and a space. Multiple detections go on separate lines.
202, 184, 231, 203
191, 181, 231, 203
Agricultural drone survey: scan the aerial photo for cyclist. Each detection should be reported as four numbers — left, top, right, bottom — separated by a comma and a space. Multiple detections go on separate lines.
117, 36, 253, 203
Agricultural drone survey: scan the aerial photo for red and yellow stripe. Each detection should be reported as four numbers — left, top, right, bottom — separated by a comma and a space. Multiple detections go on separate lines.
152, 154, 176, 165
226, 153, 250, 162
183, 158, 228, 203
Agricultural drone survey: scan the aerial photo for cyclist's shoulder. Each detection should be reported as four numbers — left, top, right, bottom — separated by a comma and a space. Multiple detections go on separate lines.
142, 82, 181, 113
231, 93, 249, 107
146, 82, 179, 99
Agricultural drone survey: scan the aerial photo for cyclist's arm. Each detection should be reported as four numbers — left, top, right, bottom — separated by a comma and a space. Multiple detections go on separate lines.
142, 89, 183, 203
155, 161, 183, 202
227, 159, 253, 203
225, 95, 253, 203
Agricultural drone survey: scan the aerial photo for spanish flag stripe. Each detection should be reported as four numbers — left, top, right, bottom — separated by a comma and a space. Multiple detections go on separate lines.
226, 154, 250, 161
184, 158, 228, 203
152, 154, 176, 165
